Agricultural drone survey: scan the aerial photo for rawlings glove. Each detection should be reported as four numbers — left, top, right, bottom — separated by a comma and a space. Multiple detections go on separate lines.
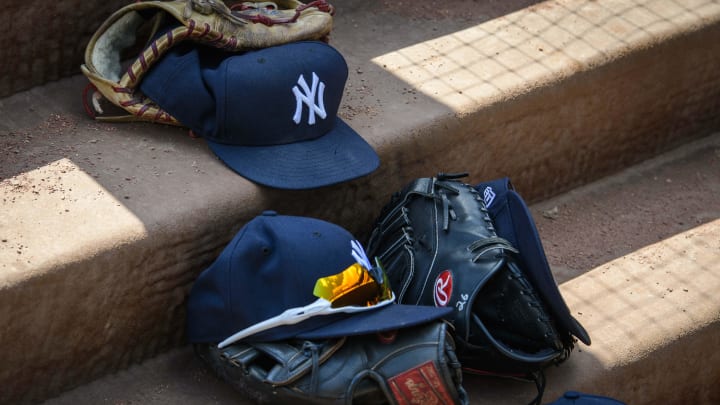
81, 0, 334, 123
195, 321, 469, 404
365, 173, 591, 403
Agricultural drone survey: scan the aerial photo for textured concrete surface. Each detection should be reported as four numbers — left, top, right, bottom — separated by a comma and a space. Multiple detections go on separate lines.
332, 0, 720, 200
0, 0, 127, 97
43, 133, 720, 405
1, 0, 720, 403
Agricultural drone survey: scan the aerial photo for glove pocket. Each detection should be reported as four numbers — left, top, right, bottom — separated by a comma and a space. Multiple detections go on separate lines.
251, 338, 346, 386
459, 256, 569, 374
364, 322, 468, 405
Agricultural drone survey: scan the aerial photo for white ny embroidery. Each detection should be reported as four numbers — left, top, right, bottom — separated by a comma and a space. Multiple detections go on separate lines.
292, 72, 327, 125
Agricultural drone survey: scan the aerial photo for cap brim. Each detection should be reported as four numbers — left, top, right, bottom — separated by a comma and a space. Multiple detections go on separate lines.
206, 118, 379, 190
477, 178, 590, 345
295, 303, 453, 340
504, 191, 591, 345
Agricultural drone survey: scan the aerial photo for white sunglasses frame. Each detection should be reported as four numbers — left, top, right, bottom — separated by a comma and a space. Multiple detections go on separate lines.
217, 292, 395, 348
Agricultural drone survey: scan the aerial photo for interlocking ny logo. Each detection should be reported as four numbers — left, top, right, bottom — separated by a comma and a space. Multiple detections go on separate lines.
292, 72, 327, 125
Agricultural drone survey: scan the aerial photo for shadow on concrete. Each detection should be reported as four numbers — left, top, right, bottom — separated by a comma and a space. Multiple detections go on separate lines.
1, 2, 720, 402
1, 0, 717, 231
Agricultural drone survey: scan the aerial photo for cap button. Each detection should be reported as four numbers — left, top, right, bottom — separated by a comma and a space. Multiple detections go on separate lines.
564, 391, 581, 399
261, 210, 278, 216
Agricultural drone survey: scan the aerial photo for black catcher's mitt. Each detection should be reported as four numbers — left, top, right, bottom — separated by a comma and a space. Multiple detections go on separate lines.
365, 173, 590, 395
195, 321, 469, 404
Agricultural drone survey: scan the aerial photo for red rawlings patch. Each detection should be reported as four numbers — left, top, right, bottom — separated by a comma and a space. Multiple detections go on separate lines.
433, 270, 453, 307
388, 361, 454, 405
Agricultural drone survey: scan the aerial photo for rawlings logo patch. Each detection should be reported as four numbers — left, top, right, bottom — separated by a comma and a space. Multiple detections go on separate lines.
434, 270, 453, 307
388, 361, 455, 405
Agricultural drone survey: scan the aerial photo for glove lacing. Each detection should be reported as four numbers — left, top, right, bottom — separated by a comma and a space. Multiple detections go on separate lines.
434, 173, 519, 259
184, 0, 248, 24
301, 341, 321, 394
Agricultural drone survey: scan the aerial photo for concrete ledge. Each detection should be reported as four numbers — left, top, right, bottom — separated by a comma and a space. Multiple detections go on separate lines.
547, 227, 720, 404
2, 0, 720, 403
0, 0, 127, 98
43, 133, 720, 405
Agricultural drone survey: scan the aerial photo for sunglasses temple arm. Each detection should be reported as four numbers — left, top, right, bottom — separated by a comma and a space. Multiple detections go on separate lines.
217, 299, 331, 349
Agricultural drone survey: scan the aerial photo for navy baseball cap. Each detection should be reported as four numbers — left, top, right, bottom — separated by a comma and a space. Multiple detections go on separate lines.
546, 391, 626, 405
139, 40, 379, 189
186, 212, 451, 345
475, 178, 591, 346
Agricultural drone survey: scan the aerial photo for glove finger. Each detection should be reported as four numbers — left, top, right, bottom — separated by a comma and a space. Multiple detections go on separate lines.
472, 261, 563, 353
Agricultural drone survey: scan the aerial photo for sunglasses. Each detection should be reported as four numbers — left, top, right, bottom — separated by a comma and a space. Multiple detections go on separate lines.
217, 257, 394, 348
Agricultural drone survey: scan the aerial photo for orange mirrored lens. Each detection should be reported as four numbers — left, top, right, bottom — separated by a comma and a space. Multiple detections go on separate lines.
313, 262, 391, 308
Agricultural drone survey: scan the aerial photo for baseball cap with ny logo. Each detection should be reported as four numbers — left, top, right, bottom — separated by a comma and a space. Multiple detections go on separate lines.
140, 40, 379, 189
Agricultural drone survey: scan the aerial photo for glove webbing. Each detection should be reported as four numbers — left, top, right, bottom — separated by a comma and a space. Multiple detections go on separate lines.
183, 0, 335, 26
184, 0, 248, 24
229, 0, 335, 25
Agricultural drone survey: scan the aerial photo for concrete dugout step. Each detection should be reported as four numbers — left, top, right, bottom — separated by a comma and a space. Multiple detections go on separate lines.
1, 0, 719, 403
43, 133, 720, 405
